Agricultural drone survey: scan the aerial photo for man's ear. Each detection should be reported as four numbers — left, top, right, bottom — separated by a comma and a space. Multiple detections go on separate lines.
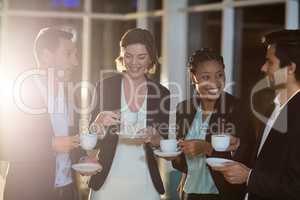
287, 62, 296, 75
40, 49, 53, 66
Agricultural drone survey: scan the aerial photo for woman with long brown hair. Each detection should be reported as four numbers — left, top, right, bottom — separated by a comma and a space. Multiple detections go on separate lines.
88, 28, 170, 200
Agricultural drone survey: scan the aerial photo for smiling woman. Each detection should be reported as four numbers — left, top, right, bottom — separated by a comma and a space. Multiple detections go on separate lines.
170, 49, 256, 200
87, 28, 170, 200
122, 43, 152, 80
116, 28, 159, 75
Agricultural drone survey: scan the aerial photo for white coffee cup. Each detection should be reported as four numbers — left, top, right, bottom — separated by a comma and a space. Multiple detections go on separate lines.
211, 134, 230, 152
160, 139, 177, 153
80, 133, 97, 150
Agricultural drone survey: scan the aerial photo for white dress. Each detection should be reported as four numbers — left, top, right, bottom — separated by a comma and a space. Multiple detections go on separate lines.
90, 81, 160, 200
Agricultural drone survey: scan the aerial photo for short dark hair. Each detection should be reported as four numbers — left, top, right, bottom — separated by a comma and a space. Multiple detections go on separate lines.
263, 29, 300, 80
188, 48, 225, 74
116, 28, 159, 73
34, 27, 74, 65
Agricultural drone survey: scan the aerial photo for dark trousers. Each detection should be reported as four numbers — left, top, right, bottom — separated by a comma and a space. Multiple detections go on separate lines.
184, 193, 220, 200
54, 183, 79, 200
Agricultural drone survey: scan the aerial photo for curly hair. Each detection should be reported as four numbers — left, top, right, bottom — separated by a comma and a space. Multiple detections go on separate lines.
188, 48, 225, 74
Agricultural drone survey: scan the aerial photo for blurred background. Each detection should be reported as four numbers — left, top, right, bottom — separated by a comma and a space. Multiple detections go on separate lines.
0, 0, 299, 199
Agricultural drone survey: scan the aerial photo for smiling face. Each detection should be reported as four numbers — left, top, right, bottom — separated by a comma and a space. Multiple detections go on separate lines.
122, 43, 152, 80
261, 45, 287, 89
192, 60, 225, 100
50, 38, 79, 81
42, 37, 79, 82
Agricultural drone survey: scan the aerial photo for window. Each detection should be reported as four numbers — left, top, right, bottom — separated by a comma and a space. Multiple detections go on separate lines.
1, 17, 82, 70
8, 0, 84, 11
90, 19, 136, 82
238, 4, 285, 100
188, 12, 221, 55
92, 0, 136, 13
189, 0, 222, 5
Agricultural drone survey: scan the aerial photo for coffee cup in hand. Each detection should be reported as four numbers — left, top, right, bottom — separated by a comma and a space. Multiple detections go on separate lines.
160, 139, 177, 153
80, 132, 97, 150
211, 134, 230, 152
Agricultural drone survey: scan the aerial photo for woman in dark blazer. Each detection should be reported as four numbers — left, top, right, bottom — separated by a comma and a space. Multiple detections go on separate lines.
171, 49, 255, 200
88, 28, 170, 200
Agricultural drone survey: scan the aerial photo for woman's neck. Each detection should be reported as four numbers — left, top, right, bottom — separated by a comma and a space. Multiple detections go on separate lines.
123, 74, 147, 112
200, 99, 216, 113
124, 75, 147, 89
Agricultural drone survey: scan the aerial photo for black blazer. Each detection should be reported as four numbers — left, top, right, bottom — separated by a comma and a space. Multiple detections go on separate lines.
248, 92, 300, 200
172, 92, 256, 200
3, 79, 79, 200
88, 73, 170, 194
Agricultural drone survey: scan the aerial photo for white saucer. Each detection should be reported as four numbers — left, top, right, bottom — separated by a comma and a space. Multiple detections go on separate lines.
206, 157, 234, 167
154, 149, 182, 157
72, 163, 102, 173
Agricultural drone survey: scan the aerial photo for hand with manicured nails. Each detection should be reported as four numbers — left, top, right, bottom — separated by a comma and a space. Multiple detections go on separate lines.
178, 139, 213, 157
94, 111, 121, 127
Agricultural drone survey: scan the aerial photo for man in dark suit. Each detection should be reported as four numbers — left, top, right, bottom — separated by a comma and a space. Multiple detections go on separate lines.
3, 27, 80, 200
212, 29, 300, 200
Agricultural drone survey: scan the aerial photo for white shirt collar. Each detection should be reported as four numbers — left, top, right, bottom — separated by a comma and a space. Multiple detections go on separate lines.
273, 95, 281, 108
276, 89, 300, 109
257, 89, 300, 158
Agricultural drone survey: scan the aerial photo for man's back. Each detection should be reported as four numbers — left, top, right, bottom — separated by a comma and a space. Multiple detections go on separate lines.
248, 92, 300, 200
3, 79, 56, 200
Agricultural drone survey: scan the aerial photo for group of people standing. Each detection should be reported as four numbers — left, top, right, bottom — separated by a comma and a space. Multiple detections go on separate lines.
1, 25, 300, 200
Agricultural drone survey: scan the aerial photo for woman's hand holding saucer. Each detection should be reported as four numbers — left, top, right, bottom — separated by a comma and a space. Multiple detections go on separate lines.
142, 127, 161, 147
179, 139, 213, 157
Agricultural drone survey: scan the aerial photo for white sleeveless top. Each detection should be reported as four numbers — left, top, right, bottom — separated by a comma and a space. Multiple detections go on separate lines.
90, 80, 160, 200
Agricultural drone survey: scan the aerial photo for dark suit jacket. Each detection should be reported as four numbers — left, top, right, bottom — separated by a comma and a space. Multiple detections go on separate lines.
172, 93, 256, 200
2, 78, 79, 200
248, 92, 300, 200
88, 73, 170, 194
